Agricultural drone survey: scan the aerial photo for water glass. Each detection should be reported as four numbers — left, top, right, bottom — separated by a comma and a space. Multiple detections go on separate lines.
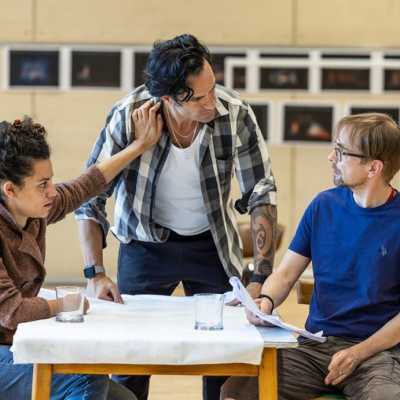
194, 293, 224, 330
55, 286, 85, 323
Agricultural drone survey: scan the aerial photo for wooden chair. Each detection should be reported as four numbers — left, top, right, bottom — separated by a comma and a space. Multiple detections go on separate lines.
297, 279, 345, 400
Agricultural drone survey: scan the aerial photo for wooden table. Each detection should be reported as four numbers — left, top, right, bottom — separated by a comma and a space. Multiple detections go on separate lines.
12, 293, 297, 400
32, 347, 279, 400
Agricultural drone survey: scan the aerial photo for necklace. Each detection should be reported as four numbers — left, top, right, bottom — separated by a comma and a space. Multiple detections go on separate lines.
164, 107, 199, 148
169, 121, 199, 149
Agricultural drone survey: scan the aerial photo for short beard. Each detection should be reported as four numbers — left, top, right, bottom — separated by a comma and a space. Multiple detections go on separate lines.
333, 174, 344, 186
332, 166, 344, 186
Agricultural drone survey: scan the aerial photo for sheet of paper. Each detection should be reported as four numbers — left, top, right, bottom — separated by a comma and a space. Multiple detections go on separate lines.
229, 277, 326, 343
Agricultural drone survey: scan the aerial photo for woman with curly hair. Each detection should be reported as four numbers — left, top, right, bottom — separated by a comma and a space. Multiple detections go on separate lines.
0, 110, 161, 400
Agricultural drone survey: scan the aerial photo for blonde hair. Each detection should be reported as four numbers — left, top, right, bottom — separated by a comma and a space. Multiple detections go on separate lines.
336, 113, 400, 183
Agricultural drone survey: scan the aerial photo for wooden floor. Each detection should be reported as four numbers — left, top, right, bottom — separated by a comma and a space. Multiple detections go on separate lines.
148, 288, 309, 400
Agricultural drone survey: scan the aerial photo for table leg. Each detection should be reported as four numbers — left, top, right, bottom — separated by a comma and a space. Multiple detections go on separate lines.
32, 364, 52, 400
258, 348, 278, 400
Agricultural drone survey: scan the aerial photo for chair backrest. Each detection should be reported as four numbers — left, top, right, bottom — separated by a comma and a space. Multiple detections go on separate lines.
296, 279, 314, 304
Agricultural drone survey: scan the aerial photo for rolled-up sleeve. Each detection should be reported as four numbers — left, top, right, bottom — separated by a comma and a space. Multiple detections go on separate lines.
234, 104, 277, 214
74, 105, 129, 247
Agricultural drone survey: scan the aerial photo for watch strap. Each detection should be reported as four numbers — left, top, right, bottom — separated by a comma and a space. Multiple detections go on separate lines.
84, 264, 105, 278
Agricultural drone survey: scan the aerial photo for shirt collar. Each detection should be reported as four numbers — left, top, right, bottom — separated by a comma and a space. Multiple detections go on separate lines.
215, 98, 229, 117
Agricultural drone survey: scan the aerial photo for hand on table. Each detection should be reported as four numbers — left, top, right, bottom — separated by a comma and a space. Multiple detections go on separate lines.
86, 274, 123, 303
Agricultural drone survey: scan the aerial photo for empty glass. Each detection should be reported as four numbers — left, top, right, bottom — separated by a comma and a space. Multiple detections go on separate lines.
55, 286, 85, 323
194, 293, 224, 330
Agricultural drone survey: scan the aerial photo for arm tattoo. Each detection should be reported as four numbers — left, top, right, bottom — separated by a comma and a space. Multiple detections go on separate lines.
250, 204, 277, 277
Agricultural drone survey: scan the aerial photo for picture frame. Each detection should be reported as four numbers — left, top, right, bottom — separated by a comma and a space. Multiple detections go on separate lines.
349, 106, 399, 123
9, 50, 59, 87
283, 105, 333, 143
383, 69, 400, 91
248, 102, 269, 140
321, 68, 370, 90
133, 51, 150, 87
260, 67, 308, 90
210, 52, 246, 86
71, 51, 121, 87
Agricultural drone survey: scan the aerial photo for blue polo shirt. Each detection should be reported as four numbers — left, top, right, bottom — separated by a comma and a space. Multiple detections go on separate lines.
290, 186, 400, 340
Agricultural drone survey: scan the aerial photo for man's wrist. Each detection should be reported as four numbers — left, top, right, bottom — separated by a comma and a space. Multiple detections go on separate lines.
259, 293, 275, 311
84, 264, 106, 279
133, 137, 147, 152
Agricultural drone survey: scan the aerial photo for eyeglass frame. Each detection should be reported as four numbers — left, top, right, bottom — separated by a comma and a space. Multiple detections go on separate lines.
333, 143, 368, 162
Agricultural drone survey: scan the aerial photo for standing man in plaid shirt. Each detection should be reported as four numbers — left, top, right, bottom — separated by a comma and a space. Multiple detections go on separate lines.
75, 34, 277, 400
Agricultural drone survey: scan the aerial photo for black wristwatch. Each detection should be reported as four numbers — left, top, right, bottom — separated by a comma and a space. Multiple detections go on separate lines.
83, 264, 106, 279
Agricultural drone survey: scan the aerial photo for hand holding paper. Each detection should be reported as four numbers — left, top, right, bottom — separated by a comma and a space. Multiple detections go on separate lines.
229, 277, 326, 343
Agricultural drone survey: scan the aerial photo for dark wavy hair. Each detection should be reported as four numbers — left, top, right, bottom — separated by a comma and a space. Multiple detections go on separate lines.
144, 34, 211, 103
0, 117, 50, 188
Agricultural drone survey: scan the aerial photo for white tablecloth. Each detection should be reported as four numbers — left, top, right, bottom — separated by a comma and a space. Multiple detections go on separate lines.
12, 293, 296, 366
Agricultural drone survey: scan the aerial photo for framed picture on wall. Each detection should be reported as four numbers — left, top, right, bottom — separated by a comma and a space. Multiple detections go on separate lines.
321, 68, 370, 90
384, 69, 400, 91
71, 51, 121, 87
248, 102, 269, 140
133, 51, 150, 87
260, 67, 308, 90
210, 52, 246, 86
232, 66, 246, 90
9, 50, 59, 87
283, 105, 333, 143
349, 106, 400, 123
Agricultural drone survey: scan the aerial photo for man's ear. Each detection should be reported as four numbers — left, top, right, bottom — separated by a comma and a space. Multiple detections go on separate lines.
367, 159, 384, 178
2, 181, 17, 200
161, 95, 172, 105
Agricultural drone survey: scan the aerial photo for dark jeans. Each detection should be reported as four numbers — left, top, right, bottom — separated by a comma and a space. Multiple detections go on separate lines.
112, 230, 231, 400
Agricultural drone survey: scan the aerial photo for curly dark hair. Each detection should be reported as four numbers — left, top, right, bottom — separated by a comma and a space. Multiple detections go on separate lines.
0, 117, 50, 187
144, 34, 211, 103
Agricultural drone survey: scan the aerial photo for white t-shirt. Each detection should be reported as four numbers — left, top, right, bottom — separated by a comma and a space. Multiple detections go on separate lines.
153, 130, 209, 236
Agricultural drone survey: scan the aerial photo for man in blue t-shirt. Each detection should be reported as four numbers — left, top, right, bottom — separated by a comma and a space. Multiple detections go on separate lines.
222, 113, 400, 400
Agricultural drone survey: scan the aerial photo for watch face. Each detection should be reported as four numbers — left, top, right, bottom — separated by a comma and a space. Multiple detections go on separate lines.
84, 267, 95, 279
84, 265, 104, 278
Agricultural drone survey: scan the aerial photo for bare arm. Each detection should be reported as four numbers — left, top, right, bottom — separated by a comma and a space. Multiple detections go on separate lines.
325, 312, 400, 386
246, 249, 310, 324
246, 204, 277, 298
78, 217, 123, 303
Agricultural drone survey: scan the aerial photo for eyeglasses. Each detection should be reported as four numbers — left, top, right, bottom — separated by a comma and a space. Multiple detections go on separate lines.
333, 145, 367, 162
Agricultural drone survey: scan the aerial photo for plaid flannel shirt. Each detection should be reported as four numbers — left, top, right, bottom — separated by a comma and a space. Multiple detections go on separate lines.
75, 85, 277, 277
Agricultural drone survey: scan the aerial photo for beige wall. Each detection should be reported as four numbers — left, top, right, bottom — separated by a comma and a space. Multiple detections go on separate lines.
3, 0, 400, 47
1, 0, 400, 282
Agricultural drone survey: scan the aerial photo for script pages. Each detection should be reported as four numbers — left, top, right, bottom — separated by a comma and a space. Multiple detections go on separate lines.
230, 277, 326, 343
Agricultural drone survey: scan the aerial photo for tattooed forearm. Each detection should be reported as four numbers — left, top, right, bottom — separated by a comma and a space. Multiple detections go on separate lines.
250, 204, 277, 276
